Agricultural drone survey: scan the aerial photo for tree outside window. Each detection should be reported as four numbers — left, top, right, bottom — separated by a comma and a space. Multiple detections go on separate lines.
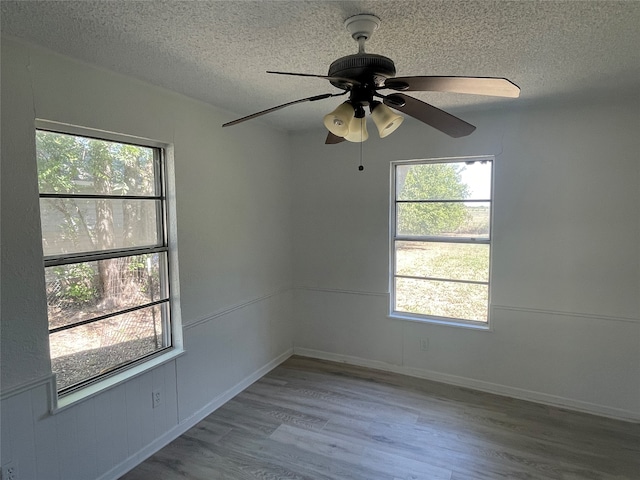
36, 129, 172, 393
392, 158, 492, 324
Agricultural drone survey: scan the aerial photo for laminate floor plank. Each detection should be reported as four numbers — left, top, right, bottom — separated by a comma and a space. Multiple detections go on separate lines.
244, 381, 422, 428
271, 423, 452, 480
121, 356, 639, 480
320, 416, 563, 480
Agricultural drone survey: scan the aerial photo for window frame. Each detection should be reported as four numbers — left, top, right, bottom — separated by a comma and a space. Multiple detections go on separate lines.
35, 120, 183, 406
389, 155, 494, 330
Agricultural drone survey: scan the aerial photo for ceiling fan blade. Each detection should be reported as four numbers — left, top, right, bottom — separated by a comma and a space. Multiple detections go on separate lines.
267, 71, 360, 87
384, 93, 476, 138
384, 76, 520, 98
325, 132, 346, 144
222, 93, 335, 127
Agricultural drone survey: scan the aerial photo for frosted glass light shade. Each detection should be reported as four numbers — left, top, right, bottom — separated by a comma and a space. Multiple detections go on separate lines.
323, 102, 354, 137
371, 103, 404, 138
345, 115, 368, 142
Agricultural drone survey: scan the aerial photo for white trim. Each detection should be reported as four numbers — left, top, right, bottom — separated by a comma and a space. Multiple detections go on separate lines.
388, 312, 492, 331
292, 287, 639, 326
184, 286, 292, 330
294, 286, 387, 298
98, 348, 294, 480
53, 348, 185, 413
391, 154, 495, 166
164, 142, 184, 351
0, 373, 55, 400
34, 121, 186, 410
492, 304, 640, 324
293, 347, 640, 423
35, 119, 170, 149
389, 156, 495, 328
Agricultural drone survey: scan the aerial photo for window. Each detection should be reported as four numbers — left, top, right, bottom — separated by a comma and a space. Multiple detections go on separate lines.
391, 157, 493, 325
36, 127, 174, 395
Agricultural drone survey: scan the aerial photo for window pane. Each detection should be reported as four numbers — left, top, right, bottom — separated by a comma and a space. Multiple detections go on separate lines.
395, 277, 488, 322
40, 198, 160, 256
45, 253, 168, 331
49, 304, 168, 391
36, 130, 157, 196
396, 202, 490, 238
396, 161, 491, 201
395, 241, 489, 282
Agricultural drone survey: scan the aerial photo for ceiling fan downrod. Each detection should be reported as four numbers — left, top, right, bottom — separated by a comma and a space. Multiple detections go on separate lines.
327, 15, 396, 92
222, 12, 520, 145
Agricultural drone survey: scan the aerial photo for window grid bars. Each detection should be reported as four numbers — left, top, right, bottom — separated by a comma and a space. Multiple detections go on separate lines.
395, 198, 491, 203
37, 128, 173, 394
393, 273, 489, 286
49, 298, 169, 334
60, 345, 173, 397
43, 245, 169, 267
391, 158, 493, 324
39, 193, 163, 201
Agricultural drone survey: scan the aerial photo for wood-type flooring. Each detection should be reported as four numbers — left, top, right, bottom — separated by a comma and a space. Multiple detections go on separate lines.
121, 356, 639, 480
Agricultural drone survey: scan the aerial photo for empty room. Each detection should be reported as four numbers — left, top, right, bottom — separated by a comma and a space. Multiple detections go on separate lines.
1, 1, 638, 479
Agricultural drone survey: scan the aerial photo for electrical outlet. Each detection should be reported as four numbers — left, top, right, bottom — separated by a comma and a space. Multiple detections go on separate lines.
152, 389, 161, 409
2, 461, 18, 480
420, 338, 429, 351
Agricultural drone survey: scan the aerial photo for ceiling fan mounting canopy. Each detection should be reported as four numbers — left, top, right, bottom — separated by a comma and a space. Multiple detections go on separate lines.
222, 13, 520, 144
328, 14, 395, 90
343, 14, 380, 42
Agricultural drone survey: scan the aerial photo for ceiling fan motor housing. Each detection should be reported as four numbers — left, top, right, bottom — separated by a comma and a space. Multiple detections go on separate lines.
222, 12, 519, 141
328, 53, 396, 89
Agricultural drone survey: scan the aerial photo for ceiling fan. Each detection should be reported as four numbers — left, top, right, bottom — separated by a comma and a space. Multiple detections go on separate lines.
222, 14, 520, 144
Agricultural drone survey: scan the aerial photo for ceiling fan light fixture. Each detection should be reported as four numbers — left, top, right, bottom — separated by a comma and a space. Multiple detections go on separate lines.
371, 102, 404, 138
344, 115, 368, 142
223, 14, 520, 143
323, 102, 354, 137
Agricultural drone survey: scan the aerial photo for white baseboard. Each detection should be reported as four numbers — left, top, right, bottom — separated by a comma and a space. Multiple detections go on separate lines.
100, 348, 294, 480
98, 343, 637, 480
293, 347, 640, 423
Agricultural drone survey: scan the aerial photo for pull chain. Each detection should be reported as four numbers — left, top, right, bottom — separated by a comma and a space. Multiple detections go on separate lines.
358, 118, 364, 171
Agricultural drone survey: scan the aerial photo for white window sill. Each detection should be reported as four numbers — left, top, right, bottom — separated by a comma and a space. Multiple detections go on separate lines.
388, 312, 492, 331
51, 347, 185, 414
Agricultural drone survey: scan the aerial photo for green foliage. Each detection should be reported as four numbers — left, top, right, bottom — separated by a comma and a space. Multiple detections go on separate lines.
37, 131, 157, 310
36, 131, 154, 196
397, 163, 470, 236
53, 263, 98, 306
127, 257, 146, 272
36, 131, 84, 194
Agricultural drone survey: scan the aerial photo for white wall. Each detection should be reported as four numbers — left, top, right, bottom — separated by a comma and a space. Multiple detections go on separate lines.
1, 38, 294, 479
291, 98, 640, 420
2, 34, 639, 480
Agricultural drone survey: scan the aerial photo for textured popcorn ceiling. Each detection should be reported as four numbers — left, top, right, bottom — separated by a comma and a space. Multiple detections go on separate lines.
2, 1, 639, 131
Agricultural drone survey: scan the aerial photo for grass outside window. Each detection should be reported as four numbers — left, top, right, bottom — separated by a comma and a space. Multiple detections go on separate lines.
36, 127, 174, 395
391, 157, 493, 325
